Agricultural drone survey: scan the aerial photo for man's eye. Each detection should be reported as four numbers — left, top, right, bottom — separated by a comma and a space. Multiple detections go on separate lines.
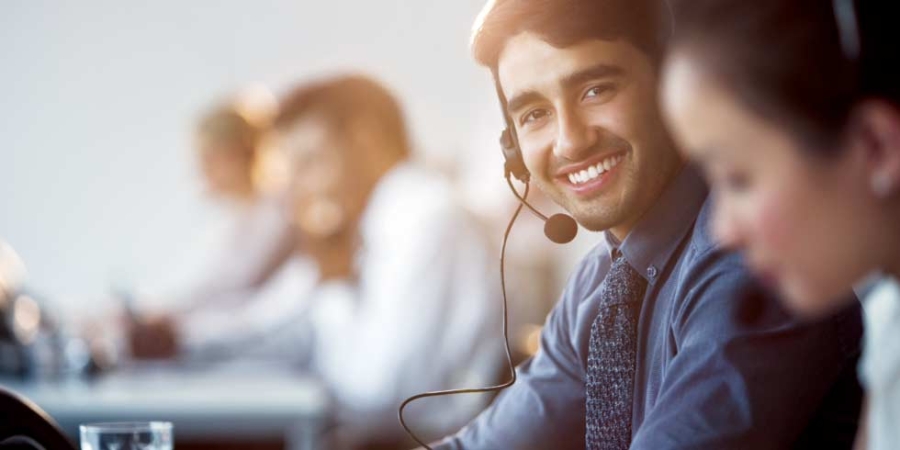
583, 85, 613, 100
521, 109, 549, 126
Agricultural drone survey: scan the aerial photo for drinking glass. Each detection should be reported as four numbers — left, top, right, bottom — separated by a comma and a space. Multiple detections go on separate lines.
79, 422, 173, 450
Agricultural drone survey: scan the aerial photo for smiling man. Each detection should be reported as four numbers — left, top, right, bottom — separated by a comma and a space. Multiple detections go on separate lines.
430, 0, 864, 448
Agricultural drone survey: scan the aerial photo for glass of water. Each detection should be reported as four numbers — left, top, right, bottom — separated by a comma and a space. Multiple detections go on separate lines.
80, 422, 173, 450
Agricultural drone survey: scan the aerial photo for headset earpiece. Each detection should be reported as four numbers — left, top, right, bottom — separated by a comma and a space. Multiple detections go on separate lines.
499, 128, 530, 182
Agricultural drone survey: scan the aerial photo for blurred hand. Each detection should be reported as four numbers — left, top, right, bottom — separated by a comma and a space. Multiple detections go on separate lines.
128, 314, 179, 359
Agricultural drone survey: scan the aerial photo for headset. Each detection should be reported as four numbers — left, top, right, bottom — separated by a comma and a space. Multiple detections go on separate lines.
397, 73, 578, 450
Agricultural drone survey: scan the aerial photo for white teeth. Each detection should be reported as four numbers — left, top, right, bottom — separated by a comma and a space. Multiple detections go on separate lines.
566, 154, 624, 185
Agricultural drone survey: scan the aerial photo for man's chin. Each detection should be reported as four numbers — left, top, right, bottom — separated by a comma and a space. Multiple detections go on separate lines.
568, 209, 620, 233
540, 185, 624, 232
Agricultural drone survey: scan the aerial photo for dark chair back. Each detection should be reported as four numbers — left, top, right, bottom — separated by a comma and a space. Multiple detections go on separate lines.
0, 387, 76, 450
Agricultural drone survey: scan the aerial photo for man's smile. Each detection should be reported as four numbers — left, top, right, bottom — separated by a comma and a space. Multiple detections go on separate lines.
555, 150, 626, 196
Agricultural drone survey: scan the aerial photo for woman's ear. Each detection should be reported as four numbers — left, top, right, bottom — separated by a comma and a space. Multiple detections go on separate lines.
851, 100, 900, 198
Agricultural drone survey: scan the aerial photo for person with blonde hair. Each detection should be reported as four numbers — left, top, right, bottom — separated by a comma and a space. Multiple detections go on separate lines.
128, 92, 306, 360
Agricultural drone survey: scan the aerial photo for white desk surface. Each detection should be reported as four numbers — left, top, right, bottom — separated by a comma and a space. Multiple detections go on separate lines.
0, 362, 331, 443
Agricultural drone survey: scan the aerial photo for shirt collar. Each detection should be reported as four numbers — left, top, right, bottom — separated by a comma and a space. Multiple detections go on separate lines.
602, 229, 622, 259
605, 164, 708, 285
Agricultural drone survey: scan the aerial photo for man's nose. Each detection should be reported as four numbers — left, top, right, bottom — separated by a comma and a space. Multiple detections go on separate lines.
554, 108, 597, 161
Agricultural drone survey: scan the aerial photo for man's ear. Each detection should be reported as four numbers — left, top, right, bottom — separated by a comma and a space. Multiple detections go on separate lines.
851, 100, 900, 198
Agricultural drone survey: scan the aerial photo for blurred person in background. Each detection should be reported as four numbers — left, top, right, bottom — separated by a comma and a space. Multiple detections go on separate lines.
660, 0, 900, 448
126, 75, 502, 447
127, 94, 313, 360
271, 74, 501, 449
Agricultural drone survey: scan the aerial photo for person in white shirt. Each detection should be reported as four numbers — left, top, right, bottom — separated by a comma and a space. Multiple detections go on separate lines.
273, 75, 501, 447
128, 99, 312, 360
658, 0, 900, 448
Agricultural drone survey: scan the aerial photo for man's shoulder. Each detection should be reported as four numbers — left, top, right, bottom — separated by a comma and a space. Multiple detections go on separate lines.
675, 196, 748, 284
655, 196, 759, 328
557, 197, 746, 317
683, 196, 721, 259
561, 196, 739, 301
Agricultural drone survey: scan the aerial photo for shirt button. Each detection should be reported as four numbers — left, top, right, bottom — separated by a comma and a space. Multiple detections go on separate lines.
646, 266, 658, 279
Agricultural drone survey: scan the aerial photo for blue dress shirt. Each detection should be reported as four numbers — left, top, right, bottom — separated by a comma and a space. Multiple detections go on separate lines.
433, 166, 862, 449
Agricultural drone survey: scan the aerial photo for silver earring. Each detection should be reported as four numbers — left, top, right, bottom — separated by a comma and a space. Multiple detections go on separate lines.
871, 172, 896, 198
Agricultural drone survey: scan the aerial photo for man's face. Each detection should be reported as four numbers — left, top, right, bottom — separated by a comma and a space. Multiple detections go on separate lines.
497, 33, 682, 236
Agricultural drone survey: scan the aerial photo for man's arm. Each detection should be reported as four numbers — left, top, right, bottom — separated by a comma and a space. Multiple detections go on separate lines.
631, 252, 862, 449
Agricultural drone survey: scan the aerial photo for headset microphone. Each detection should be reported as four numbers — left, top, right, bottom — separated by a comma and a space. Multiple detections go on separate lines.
504, 173, 577, 244
544, 213, 578, 244
500, 128, 578, 244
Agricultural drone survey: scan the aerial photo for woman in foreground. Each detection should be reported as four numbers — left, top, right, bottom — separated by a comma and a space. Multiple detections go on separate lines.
660, 0, 900, 448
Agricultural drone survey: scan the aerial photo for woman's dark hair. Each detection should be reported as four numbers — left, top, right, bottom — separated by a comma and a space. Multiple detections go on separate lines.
471, 0, 668, 72
670, 0, 900, 152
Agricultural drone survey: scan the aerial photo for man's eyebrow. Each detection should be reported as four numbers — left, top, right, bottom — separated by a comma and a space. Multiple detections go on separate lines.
505, 63, 625, 116
561, 63, 624, 88
506, 91, 543, 116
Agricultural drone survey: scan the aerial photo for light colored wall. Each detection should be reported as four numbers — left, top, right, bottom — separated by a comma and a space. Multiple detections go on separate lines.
0, 0, 512, 311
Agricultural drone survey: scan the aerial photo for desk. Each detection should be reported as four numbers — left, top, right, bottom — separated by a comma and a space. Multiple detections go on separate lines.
0, 364, 331, 450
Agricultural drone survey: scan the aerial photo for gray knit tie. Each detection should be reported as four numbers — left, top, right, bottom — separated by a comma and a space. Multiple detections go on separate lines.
585, 252, 648, 450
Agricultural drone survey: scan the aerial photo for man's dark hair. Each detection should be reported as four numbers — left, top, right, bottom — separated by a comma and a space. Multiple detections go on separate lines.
274, 74, 410, 159
471, 0, 668, 72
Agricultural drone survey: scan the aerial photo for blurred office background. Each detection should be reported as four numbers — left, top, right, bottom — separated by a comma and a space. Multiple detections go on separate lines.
1, 0, 508, 310
0, 1, 598, 449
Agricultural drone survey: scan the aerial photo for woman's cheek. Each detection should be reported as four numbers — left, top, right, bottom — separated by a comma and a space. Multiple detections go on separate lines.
751, 187, 799, 259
